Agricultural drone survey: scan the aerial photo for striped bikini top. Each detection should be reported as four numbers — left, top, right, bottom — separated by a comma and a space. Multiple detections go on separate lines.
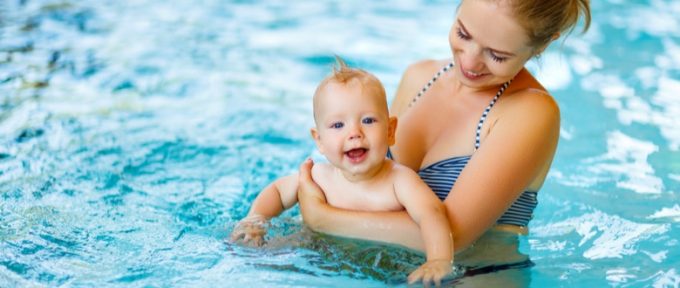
392, 61, 538, 227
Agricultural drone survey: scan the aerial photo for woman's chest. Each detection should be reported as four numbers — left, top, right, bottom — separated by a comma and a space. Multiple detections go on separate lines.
392, 93, 489, 169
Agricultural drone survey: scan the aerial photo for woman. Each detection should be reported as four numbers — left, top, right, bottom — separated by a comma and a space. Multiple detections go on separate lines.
297, 0, 591, 256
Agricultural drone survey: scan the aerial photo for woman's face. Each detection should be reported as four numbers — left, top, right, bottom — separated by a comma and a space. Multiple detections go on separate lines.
449, 0, 535, 89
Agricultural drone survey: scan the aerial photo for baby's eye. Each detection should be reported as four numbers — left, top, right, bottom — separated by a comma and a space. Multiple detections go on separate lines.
362, 117, 377, 124
330, 122, 344, 129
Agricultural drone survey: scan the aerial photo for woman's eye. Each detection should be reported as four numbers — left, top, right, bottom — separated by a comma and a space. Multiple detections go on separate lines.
489, 51, 508, 63
362, 118, 376, 124
330, 122, 344, 129
456, 28, 470, 40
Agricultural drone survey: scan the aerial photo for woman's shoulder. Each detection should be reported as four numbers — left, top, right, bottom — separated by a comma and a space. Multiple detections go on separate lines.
403, 58, 451, 78
495, 88, 560, 147
504, 69, 560, 118
391, 58, 452, 116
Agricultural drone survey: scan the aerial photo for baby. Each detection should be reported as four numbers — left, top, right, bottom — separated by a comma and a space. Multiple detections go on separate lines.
230, 57, 453, 284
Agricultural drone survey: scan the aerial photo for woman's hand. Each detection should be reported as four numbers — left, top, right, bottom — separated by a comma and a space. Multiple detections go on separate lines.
296, 158, 328, 228
407, 259, 453, 287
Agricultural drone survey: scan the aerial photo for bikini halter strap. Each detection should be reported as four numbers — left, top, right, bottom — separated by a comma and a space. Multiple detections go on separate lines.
406, 61, 513, 151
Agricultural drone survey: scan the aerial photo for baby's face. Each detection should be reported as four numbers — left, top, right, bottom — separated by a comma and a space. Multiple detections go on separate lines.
312, 81, 394, 179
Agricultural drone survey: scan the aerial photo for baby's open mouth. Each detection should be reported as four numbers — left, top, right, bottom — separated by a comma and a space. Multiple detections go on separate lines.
345, 148, 367, 160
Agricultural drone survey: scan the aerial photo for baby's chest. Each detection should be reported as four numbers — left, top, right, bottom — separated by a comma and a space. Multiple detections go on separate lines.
323, 186, 404, 212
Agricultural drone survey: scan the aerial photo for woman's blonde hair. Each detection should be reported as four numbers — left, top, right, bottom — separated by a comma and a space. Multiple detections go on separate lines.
507, 0, 591, 50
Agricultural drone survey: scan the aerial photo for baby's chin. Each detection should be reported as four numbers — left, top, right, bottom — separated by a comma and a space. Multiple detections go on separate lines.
339, 157, 387, 179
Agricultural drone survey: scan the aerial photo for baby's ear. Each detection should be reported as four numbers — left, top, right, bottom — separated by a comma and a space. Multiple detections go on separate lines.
387, 116, 398, 146
310, 128, 325, 154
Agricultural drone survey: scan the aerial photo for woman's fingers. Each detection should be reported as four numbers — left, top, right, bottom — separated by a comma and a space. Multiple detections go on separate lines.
297, 158, 330, 229
297, 158, 326, 202
298, 158, 314, 183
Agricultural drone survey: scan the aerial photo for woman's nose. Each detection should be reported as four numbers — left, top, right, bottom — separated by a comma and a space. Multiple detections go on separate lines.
459, 44, 485, 71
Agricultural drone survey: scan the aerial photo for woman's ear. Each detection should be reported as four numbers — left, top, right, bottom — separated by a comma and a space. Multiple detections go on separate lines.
310, 127, 324, 154
387, 116, 398, 146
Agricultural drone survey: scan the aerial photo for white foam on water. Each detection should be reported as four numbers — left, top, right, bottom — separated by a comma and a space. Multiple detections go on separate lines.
642, 250, 668, 263
582, 131, 663, 194
652, 269, 680, 288
670, 174, 680, 182
651, 76, 680, 151
648, 204, 680, 222
606, 267, 638, 284
611, 1, 680, 37
533, 210, 669, 260
582, 57, 680, 151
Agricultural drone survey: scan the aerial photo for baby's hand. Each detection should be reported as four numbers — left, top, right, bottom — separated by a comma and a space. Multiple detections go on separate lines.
229, 215, 268, 247
407, 259, 453, 287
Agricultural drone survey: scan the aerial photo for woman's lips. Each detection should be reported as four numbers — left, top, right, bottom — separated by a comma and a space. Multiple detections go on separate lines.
460, 65, 487, 80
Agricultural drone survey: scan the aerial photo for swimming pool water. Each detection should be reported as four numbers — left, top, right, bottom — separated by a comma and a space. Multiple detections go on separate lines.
1, 0, 679, 287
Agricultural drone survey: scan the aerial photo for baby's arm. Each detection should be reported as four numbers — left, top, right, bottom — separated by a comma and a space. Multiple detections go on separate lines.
393, 167, 453, 285
248, 174, 300, 218
230, 174, 299, 246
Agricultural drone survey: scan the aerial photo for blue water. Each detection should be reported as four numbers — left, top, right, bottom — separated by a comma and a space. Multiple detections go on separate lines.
1, 0, 679, 287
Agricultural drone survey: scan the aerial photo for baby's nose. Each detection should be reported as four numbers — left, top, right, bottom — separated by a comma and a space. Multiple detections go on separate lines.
348, 125, 363, 140
349, 132, 363, 140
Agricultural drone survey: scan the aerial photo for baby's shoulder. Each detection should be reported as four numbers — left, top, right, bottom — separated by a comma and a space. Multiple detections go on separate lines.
387, 160, 420, 182
310, 162, 335, 184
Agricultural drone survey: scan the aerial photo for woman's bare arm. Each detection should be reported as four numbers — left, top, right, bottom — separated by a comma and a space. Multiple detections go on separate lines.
297, 159, 426, 251
442, 89, 560, 249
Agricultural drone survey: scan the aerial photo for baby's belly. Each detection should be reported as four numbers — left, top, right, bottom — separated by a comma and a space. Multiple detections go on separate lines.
325, 193, 404, 212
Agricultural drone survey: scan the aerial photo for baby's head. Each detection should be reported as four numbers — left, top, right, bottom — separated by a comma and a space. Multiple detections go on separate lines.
311, 57, 397, 178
